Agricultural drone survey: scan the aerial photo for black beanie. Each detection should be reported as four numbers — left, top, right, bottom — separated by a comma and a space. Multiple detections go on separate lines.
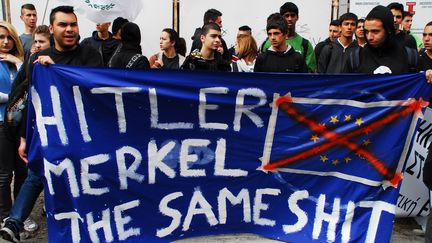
366, 5, 395, 36
121, 22, 141, 44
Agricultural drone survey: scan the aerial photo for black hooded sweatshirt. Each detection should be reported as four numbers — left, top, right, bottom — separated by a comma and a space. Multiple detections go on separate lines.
109, 22, 150, 69
254, 47, 307, 73
349, 5, 423, 74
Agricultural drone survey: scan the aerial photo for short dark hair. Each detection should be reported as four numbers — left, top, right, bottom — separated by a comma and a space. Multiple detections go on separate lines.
112, 17, 129, 36
49, 6, 75, 25
426, 21, 432, 27
201, 23, 221, 36
21, 4, 36, 15
32, 25, 50, 39
356, 18, 365, 28
203, 9, 222, 25
267, 13, 282, 23
387, 2, 404, 12
330, 20, 340, 26
239, 25, 252, 32
280, 2, 298, 16
403, 11, 413, 18
266, 13, 288, 34
339, 12, 358, 23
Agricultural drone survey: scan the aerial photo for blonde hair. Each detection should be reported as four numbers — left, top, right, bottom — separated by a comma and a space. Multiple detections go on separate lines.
0, 21, 24, 61
236, 34, 257, 62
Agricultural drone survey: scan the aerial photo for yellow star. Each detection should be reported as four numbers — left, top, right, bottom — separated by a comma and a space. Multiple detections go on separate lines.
355, 118, 364, 126
330, 116, 339, 124
320, 155, 329, 162
332, 159, 339, 165
344, 115, 352, 122
344, 157, 352, 163
363, 139, 372, 146
311, 135, 319, 142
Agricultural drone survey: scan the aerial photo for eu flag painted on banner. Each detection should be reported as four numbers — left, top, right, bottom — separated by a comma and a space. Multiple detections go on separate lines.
26, 65, 432, 243
263, 93, 423, 186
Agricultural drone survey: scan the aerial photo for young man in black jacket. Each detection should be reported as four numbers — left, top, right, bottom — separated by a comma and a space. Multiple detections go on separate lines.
81, 22, 119, 66
347, 5, 432, 80
317, 13, 358, 74
421, 21, 432, 69
314, 20, 340, 61
182, 23, 230, 71
254, 13, 307, 73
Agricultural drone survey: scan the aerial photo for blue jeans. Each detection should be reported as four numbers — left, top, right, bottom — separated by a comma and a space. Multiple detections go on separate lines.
6, 169, 43, 231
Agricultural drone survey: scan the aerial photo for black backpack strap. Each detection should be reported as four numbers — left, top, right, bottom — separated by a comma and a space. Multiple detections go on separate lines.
301, 38, 309, 59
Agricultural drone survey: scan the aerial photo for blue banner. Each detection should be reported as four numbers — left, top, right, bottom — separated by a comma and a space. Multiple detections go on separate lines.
27, 65, 432, 243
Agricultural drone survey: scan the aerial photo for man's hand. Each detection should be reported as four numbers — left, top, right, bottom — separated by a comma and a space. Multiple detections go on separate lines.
34, 55, 55, 65
18, 137, 28, 164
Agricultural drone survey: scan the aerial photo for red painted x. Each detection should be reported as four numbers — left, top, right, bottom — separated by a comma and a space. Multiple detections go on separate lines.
263, 96, 428, 187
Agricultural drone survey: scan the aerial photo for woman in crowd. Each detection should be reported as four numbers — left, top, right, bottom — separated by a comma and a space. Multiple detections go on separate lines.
0, 21, 25, 222
231, 34, 258, 72
109, 22, 150, 69
149, 28, 185, 69
1, 25, 52, 235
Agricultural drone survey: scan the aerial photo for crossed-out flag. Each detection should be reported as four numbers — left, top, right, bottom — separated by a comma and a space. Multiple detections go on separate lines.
262, 93, 427, 188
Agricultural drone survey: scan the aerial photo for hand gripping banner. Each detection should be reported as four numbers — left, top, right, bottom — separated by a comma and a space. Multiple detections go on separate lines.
26, 65, 432, 242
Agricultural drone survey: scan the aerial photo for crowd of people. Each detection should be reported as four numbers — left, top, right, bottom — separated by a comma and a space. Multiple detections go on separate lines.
0, 1, 431, 242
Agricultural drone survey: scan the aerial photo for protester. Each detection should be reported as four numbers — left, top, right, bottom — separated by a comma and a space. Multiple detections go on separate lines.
0, 6, 103, 242
149, 28, 185, 69
111, 17, 129, 41
81, 22, 119, 67
254, 13, 307, 73
421, 21, 432, 69
218, 38, 232, 64
318, 13, 358, 73
190, 8, 223, 53
0, 21, 25, 226
229, 25, 252, 58
231, 34, 257, 72
355, 18, 366, 47
346, 5, 432, 81
260, 2, 316, 72
387, 2, 417, 49
314, 20, 341, 60
182, 23, 230, 71
109, 22, 150, 69
19, 4, 37, 57
1, 25, 50, 236
402, 11, 424, 50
